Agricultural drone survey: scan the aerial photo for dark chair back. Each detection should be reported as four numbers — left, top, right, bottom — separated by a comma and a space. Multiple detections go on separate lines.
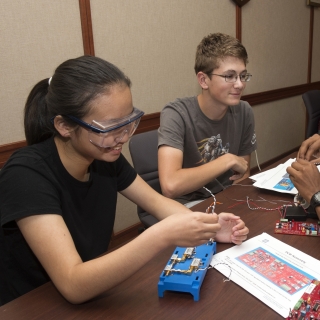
302, 90, 320, 138
129, 130, 160, 228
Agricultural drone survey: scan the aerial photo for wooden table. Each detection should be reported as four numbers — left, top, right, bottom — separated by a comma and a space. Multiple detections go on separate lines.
1, 155, 319, 320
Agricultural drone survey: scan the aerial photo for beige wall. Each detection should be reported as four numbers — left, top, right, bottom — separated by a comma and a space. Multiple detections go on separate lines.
0, 0, 83, 145
253, 97, 306, 163
91, 0, 235, 114
1, 1, 320, 232
242, 0, 310, 93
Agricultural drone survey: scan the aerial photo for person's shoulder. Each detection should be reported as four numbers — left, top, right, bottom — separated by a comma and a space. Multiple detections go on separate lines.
239, 100, 251, 109
161, 97, 198, 122
1, 139, 53, 171
163, 96, 197, 111
231, 100, 253, 114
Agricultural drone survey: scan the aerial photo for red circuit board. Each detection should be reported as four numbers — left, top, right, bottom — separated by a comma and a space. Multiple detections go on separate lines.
237, 248, 313, 295
275, 220, 320, 237
287, 279, 320, 319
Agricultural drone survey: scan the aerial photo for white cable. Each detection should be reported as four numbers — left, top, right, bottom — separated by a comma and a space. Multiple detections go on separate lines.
203, 186, 216, 212
255, 150, 261, 172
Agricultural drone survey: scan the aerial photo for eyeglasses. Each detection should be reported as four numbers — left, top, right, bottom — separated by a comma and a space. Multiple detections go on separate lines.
209, 72, 252, 83
57, 107, 144, 148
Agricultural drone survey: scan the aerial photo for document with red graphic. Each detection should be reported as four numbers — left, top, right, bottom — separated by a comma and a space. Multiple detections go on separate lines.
210, 233, 320, 318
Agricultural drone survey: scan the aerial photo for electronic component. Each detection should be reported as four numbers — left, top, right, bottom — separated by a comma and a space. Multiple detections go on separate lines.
171, 247, 195, 262
283, 205, 307, 221
164, 247, 196, 276
275, 219, 320, 237
287, 279, 320, 319
294, 194, 319, 219
158, 241, 216, 301
294, 193, 310, 209
164, 258, 204, 275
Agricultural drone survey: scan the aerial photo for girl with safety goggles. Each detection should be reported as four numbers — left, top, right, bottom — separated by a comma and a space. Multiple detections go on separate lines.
0, 55, 248, 305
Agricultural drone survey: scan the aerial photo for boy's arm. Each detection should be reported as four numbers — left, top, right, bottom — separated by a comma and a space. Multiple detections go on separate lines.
158, 145, 248, 199
233, 154, 251, 183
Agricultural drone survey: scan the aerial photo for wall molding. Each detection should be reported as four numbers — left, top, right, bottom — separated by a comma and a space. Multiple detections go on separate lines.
79, 0, 95, 55
108, 222, 144, 250
236, 5, 242, 42
1, 81, 319, 168
251, 146, 299, 175
134, 112, 160, 134
0, 141, 27, 168
308, 6, 314, 83
244, 81, 320, 106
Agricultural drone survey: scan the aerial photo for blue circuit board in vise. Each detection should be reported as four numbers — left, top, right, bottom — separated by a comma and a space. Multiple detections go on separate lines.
158, 241, 216, 301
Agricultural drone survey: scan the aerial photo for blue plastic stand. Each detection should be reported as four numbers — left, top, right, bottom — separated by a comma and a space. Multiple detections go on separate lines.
158, 242, 216, 301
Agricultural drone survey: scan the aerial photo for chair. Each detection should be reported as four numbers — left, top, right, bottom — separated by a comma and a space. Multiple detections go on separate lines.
302, 90, 320, 138
129, 130, 160, 228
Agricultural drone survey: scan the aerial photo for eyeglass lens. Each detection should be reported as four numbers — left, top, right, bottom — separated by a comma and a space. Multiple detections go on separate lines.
225, 72, 251, 82
88, 118, 140, 148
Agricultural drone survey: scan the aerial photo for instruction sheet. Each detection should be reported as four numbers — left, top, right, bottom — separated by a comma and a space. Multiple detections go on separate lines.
210, 233, 320, 318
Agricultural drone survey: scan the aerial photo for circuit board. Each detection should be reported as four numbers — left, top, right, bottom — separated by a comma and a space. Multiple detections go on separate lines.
287, 279, 320, 319
237, 248, 313, 295
275, 219, 320, 237
158, 241, 216, 301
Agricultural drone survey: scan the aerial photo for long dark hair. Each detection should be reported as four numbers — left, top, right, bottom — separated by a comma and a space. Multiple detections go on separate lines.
24, 55, 131, 145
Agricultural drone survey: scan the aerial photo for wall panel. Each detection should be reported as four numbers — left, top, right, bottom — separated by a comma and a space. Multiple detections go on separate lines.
0, 0, 84, 144
91, 0, 235, 115
242, 0, 309, 94
252, 96, 305, 167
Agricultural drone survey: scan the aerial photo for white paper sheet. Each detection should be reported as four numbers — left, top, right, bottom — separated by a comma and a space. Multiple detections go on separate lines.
249, 159, 298, 194
250, 159, 320, 195
249, 166, 279, 182
210, 233, 320, 318
253, 159, 298, 194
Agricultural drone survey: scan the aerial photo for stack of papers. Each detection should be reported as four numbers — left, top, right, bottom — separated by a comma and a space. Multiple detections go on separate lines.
249, 158, 297, 194
210, 233, 320, 318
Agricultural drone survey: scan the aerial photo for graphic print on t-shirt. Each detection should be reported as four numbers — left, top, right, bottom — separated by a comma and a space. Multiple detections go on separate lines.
251, 132, 257, 145
197, 134, 229, 163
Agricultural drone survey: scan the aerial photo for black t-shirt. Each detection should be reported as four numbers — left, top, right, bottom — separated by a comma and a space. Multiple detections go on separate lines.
0, 137, 137, 305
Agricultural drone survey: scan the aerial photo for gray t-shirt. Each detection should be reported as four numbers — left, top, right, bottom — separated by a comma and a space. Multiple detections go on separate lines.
158, 96, 257, 203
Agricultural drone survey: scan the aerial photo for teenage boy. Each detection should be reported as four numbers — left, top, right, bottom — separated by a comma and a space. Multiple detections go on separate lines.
158, 33, 257, 206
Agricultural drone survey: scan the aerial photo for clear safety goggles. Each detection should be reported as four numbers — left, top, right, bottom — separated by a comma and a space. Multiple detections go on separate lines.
62, 107, 144, 148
